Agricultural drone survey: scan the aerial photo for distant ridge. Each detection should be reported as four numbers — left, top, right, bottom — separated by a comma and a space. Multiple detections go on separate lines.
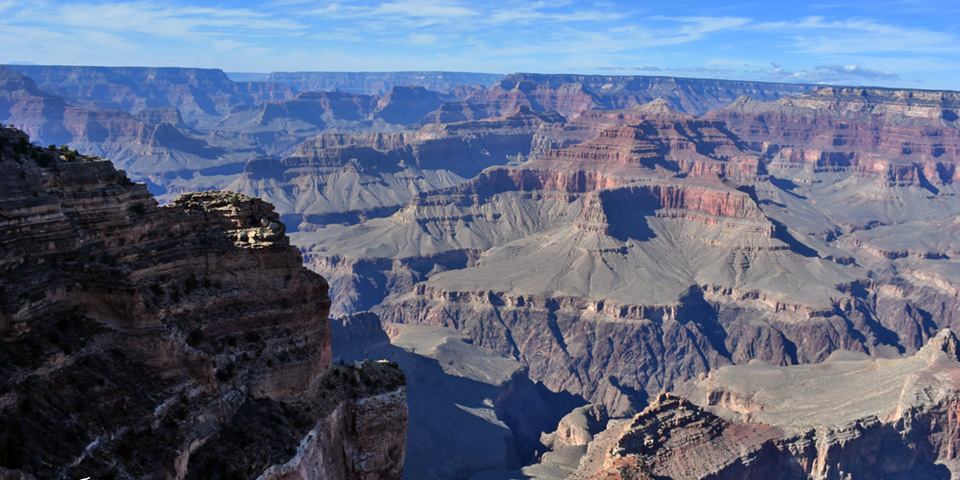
262, 71, 505, 95
491, 72, 819, 115
225, 71, 270, 82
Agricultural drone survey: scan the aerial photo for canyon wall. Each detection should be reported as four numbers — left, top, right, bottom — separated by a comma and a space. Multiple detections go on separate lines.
0, 125, 406, 479
570, 330, 960, 479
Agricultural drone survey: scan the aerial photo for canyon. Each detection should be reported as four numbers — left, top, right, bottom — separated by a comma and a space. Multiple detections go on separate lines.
3, 65, 960, 479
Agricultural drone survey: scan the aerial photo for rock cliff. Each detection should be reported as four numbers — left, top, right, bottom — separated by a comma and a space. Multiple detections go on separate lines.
0, 125, 406, 479
572, 330, 960, 479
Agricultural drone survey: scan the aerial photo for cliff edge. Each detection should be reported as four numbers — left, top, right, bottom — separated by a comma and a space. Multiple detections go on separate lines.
0, 125, 406, 479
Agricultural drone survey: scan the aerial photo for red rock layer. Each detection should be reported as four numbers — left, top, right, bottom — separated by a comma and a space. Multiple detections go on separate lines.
706, 89, 960, 186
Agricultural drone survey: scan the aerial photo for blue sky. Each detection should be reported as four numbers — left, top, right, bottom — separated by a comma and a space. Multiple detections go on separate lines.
1, 0, 958, 90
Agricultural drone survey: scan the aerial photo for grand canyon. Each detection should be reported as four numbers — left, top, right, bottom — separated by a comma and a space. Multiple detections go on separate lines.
2, 64, 960, 479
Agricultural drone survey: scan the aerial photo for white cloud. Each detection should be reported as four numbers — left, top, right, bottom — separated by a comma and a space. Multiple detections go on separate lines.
55, 2, 305, 40
374, 0, 478, 19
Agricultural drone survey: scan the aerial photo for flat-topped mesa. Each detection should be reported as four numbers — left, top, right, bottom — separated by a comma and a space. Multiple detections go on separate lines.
253, 90, 379, 126
372, 85, 447, 125
490, 115, 764, 193
233, 106, 566, 228
573, 181, 773, 237
248, 85, 449, 129
271, 105, 562, 169
0, 126, 407, 479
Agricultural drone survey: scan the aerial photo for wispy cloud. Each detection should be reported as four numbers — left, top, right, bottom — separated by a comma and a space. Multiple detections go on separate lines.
407, 33, 439, 45
755, 16, 958, 54
374, 0, 478, 18
55, 2, 305, 40
760, 62, 899, 84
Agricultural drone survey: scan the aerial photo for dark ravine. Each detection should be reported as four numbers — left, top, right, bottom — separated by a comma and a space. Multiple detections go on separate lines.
0, 125, 406, 479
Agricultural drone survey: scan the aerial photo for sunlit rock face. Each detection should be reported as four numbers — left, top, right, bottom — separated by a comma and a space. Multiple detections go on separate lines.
571, 330, 960, 479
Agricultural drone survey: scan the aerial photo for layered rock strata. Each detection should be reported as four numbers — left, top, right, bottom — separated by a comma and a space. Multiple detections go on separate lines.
4, 65, 297, 124
229, 106, 564, 230
571, 329, 960, 479
303, 102, 861, 408
0, 125, 406, 479
303, 91, 960, 421
429, 73, 816, 121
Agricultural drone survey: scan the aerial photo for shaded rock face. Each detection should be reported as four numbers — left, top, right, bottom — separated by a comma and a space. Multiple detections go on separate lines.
3, 65, 297, 124
327, 313, 588, 479
0, 126, 406, 479
573, 331, 960, 479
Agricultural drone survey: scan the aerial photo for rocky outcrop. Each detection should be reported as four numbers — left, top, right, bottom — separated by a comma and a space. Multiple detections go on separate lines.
573, 330, 960, 479
541, 404, 609, 449
0, 126, 406, 479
